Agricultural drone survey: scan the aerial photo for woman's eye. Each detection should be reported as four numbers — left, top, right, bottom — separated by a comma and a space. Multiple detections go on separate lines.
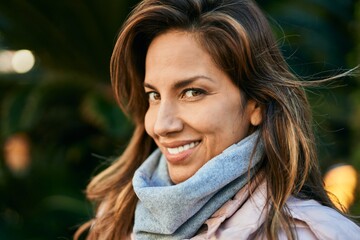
182, 89, 204, 98
147, 92, 160, 102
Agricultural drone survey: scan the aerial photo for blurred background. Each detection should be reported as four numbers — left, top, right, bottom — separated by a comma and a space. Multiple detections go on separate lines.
0, 0, 359, 239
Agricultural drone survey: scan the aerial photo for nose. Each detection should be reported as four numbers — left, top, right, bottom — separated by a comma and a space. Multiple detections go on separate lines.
153, 100, 183, 137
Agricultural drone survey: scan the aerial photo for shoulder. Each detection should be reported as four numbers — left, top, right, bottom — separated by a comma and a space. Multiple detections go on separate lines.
286, 197, 360, 239
212, 185, 318, 239
192, 182, 360, 240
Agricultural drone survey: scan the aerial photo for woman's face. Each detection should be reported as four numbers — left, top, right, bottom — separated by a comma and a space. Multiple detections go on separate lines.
144, 30, 261, 184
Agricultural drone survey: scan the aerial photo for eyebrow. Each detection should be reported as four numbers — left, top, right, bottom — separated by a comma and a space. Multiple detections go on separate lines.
143, 75, 214, 90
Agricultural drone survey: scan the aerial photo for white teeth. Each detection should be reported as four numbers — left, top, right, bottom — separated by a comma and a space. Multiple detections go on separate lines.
168, 148, 179, 154
167, 141, 199, 155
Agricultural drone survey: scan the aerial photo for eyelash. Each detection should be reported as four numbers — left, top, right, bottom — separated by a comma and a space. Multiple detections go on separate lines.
145, 88, 207, 102
180, 88, 207, 99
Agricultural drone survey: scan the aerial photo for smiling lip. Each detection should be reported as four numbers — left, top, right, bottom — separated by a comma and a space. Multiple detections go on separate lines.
162, 140, 200, 164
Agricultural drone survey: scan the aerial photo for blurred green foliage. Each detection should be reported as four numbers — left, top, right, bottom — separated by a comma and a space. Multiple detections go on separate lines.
0, 0, 359, 239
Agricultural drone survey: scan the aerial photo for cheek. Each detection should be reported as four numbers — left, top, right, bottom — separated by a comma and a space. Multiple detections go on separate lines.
199, 101, 249, 139
144, 110, 154, 137
185, 107, 226, 139
198, 102, 240, 128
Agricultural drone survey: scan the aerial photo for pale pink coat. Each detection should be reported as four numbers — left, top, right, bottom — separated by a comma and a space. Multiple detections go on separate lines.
190, 182, 360, 240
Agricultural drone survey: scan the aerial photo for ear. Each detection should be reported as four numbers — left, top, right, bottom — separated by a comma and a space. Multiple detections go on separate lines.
248, 100, 262, 126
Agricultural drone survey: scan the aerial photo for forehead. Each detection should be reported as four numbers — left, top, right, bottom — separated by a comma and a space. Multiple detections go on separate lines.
144, 30, 219, 83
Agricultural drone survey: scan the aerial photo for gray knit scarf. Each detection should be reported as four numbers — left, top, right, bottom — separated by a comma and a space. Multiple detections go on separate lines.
132, 132, 264, 240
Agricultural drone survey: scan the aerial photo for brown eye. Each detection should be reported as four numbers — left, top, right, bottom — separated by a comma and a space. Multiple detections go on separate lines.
182, 88, 206, 99
147, 92, 160, 102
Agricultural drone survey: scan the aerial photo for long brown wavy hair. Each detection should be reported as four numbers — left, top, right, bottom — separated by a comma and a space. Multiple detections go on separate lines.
75, 0, 342, 239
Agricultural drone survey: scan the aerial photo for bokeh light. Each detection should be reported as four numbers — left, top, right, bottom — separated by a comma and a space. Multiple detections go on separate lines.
4, 133, 31, 175
324, 164, 358, 212
0, 49, 35, 74
0, 50, 13, 72
11, 49, 35, 73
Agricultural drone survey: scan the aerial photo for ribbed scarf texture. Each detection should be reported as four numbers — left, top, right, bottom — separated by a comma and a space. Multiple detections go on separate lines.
132, 132, 264, 240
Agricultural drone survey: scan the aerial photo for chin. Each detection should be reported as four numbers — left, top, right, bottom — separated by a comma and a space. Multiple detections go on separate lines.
170, 173, 191, 184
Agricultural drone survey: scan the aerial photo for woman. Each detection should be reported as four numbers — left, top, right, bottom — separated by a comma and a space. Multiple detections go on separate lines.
76, 0, 360, 239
